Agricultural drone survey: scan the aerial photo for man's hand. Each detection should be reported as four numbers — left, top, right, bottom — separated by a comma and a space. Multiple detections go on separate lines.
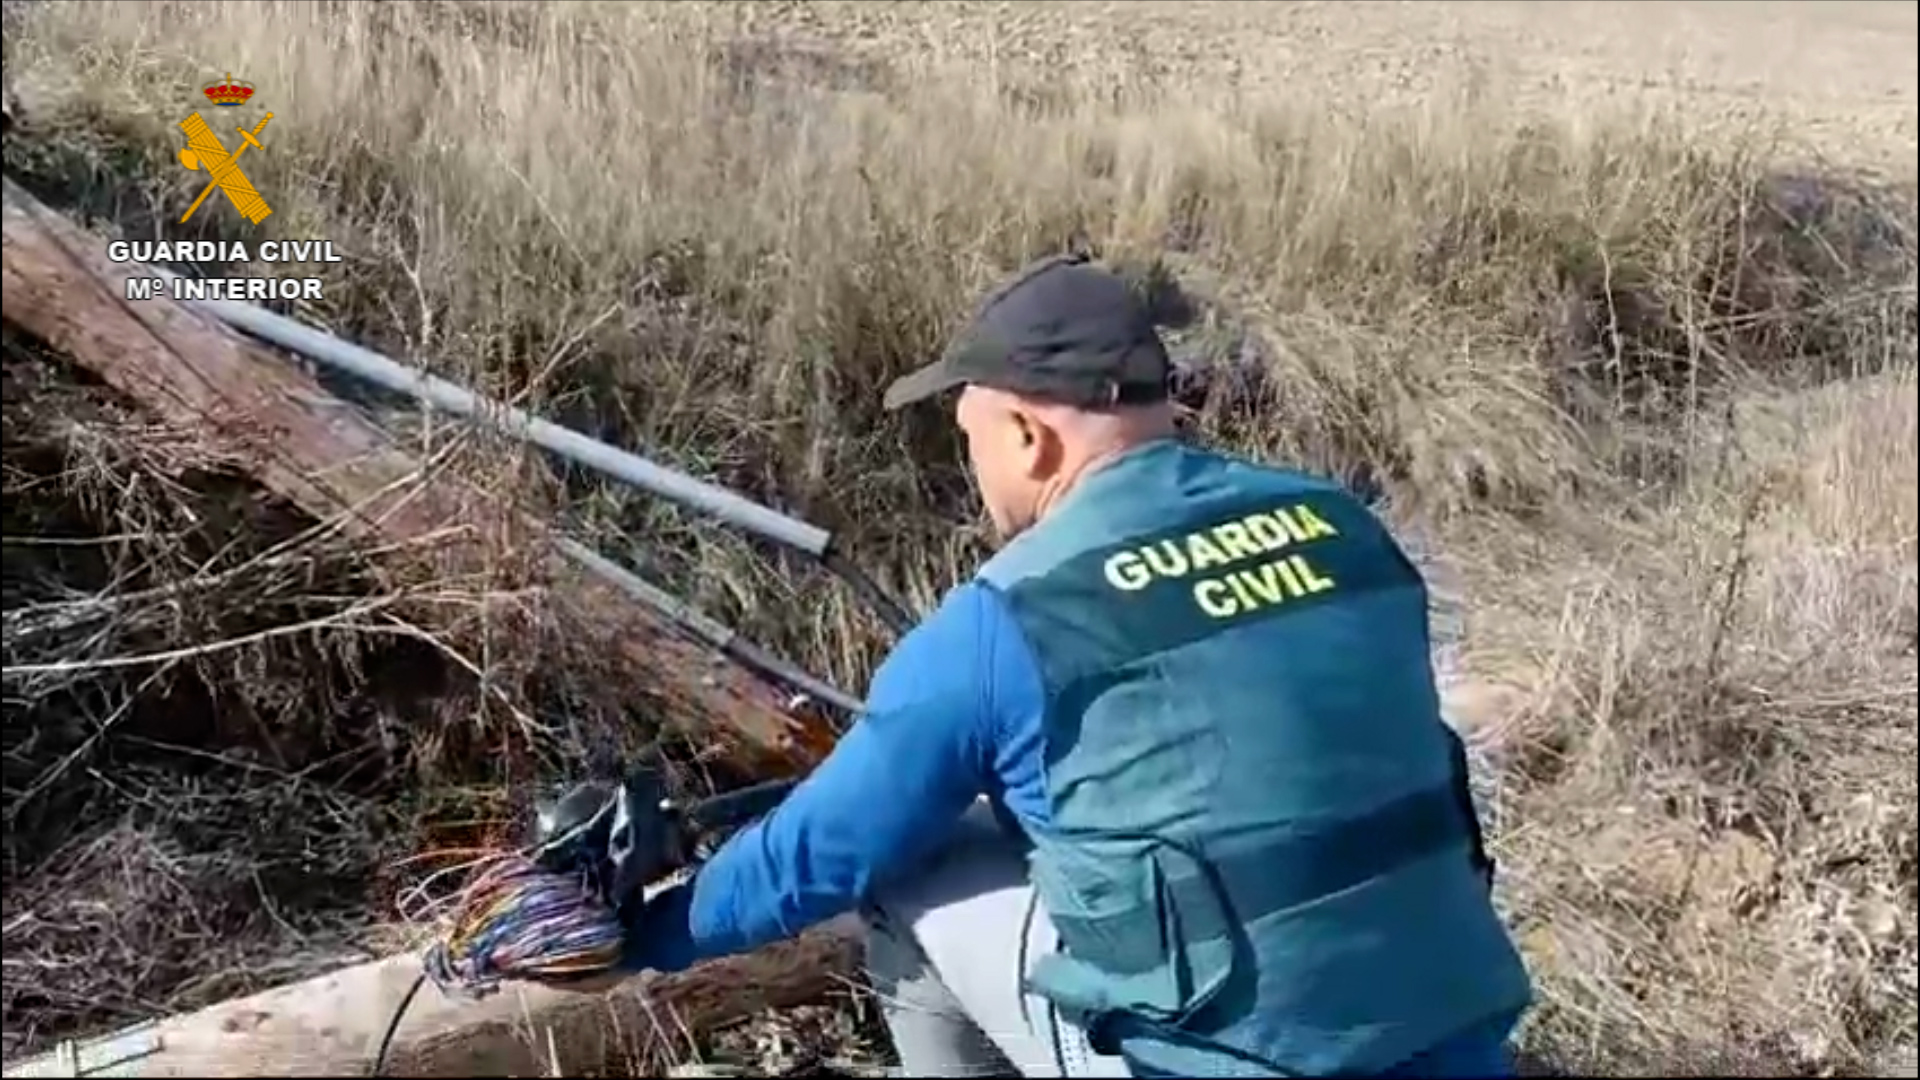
531, 881, 698, 993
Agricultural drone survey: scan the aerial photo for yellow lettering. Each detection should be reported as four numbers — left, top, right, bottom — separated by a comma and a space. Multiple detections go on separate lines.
1290, 554, 1337, 594
1237, 563, 1287, 605
1226, 569, 1261, 609
1104, 551, 1153, 591
1290, 503, 1339, 541
1273, 557, 1306, 598
1185, 530, 1233, 571
1273, 507, 1316, 544
1245, 513, 1292, 551
1210, 522, 1264, 561
1142, 540, 1189, 579
1194, 579, 1239, 618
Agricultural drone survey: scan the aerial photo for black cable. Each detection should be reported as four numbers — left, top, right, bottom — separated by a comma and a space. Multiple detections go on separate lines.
822, 548, 914, 638
371, 969, 428, 1077
678, 777, 800, 836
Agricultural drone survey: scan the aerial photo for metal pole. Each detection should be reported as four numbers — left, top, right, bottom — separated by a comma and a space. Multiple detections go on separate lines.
152, 268, 832, 558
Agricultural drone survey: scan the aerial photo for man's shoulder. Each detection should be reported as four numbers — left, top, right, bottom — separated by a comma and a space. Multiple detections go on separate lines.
867, 580, 1027, 705
1128, 439, 1359, 511
976, 525, 1079, 589
1201, 445, 1349, 499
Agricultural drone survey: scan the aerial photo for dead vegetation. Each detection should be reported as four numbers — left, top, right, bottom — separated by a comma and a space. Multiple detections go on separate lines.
2, 335, 407, 1051
2, 0, 1916, 1074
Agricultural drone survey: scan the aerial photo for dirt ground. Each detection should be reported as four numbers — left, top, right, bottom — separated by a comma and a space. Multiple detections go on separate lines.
717, 0, 1918, 160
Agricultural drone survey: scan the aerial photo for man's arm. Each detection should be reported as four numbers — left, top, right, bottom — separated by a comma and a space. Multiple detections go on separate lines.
623, 582, 1021, 973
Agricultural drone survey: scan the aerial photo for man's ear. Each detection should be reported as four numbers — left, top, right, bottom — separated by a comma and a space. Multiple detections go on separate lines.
1013, 409, 1064, 480
1012, 409, 1037, 448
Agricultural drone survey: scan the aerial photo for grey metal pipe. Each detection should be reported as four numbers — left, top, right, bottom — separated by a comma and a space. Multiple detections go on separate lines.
151, 268, 832, 558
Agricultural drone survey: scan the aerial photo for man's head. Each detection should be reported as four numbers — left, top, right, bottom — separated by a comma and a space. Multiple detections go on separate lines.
883, 254, 1178, 541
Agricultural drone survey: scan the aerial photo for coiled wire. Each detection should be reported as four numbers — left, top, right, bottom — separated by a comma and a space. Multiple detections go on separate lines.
373, 853, 626, 1076
422, 854, 625, 994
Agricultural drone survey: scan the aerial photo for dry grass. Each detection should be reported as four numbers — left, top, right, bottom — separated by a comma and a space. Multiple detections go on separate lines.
1, 335, 397, 1051
2, 0, 1915, 1074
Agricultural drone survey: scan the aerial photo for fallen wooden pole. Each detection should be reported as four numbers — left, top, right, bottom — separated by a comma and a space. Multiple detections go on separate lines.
0, 176, 839, 775
2, 920, 864, 1078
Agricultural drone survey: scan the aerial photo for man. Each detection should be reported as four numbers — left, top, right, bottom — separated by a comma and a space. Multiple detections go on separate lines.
612, 254, 1533, 1077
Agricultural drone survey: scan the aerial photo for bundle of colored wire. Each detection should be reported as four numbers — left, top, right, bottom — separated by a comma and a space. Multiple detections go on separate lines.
422, 853, 626, 996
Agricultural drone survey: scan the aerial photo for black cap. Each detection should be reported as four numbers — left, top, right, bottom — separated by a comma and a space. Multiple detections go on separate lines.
882, 253, 1172, 411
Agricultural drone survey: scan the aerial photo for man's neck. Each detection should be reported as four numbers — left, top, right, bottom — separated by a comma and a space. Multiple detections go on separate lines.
1033, 435, 1168, 522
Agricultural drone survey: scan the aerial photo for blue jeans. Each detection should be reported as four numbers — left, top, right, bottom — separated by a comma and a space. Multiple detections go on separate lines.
868, 800, 1521, 1079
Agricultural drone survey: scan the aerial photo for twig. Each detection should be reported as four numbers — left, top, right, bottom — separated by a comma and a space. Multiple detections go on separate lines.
2, 596, 406, 677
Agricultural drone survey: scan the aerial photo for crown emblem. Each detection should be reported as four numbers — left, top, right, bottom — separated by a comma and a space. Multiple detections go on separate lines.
201, 72, 255, 108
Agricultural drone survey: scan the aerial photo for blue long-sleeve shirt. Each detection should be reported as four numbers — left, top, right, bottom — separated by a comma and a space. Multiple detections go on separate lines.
625, 580, 1049, 973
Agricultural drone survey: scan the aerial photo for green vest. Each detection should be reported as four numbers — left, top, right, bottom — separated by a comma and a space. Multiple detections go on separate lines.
977, 439, 1531, 1076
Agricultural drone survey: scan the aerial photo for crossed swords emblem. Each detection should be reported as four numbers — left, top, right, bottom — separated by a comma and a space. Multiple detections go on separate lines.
176, 111, 275, 225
